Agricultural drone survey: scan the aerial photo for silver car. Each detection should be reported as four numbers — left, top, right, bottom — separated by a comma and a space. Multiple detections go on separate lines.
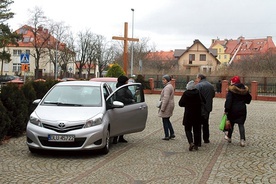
26, 81, 148, 154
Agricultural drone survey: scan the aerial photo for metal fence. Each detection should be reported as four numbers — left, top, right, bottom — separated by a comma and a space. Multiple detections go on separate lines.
143, 75, 276, 96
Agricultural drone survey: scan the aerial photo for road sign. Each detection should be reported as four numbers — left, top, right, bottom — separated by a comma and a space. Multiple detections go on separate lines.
20, 54, 29, 63
21, 64, 29, 72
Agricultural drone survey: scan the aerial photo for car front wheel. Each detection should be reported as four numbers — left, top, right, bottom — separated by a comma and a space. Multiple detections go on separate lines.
28, 147, 40, 154
100, 130, 110, 154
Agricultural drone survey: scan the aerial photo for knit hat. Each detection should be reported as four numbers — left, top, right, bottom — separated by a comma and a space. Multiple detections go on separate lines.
186, 80, 196, 90
117, 75, 129, 84
231, 76, 240, 84
162, 74, 171, 82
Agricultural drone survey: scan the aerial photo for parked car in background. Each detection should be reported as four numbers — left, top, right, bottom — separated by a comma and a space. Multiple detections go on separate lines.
0, 75, 22, 84
61, 78, 77, 81
26, 81, 148, 154
90, 77, 136, 93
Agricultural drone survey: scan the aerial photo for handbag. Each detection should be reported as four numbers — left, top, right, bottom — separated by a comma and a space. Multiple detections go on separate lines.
219, 114, 227, 131
156, 100, 162, 108
224, 120, 232, 130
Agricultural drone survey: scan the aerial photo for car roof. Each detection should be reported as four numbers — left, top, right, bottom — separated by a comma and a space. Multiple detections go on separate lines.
90, 77, 117, 82
56, 81, 103, 87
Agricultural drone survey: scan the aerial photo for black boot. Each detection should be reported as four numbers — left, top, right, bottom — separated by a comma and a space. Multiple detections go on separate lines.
118, 135, 128, 143
113, 136, 118, 144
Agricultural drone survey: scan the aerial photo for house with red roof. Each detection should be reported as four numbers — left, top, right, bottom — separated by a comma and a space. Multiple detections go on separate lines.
3, 25, 76, 78
210, 36, 276, 65
144, 50, 178, 73
175, 39, 220, 74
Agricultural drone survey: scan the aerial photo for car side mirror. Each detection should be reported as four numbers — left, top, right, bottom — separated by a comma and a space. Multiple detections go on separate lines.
33, 99, 41, 105
112, 101, 124, 108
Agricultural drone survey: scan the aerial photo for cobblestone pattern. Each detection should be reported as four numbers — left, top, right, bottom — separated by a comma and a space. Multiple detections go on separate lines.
0, 95, 275, 184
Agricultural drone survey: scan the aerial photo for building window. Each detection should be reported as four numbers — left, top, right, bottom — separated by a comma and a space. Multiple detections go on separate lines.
13, 63, 21, 72
224, 55, 227, 59
23, 37, 30, 42
13, 49, 22, 56
200, 54, 206, 61
219, 48, 221, 53
26, 50, 30, 54
19, 28, 28, 34
189, 54, 195, 64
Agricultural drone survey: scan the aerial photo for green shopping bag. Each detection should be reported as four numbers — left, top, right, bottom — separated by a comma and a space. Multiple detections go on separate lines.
219, 114, 227, 131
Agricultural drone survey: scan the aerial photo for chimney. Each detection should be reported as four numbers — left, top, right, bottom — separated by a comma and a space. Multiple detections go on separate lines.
38, 26, 43, 32
44, 28, 48, 34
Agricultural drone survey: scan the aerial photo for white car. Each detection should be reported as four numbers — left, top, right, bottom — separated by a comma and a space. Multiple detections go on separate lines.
26, 81, 148, 154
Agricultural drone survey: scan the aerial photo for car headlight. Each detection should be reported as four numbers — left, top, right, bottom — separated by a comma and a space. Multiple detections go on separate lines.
84, 114, 103, 128
29, 114, 42, 127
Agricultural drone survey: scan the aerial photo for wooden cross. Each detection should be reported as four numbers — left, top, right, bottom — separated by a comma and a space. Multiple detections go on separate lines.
112, 22, 139, 75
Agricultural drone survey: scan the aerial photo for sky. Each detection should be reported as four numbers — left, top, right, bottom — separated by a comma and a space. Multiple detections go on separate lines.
7, 0, 276, 51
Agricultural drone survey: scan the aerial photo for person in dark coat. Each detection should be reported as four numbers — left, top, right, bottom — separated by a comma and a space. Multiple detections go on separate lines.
179, 80, 205, 151
115, 75, 134, 105
113, 75, 134, 144
216, 80, 222, 93
195, 74, 215, 145
224, 76, 252, 147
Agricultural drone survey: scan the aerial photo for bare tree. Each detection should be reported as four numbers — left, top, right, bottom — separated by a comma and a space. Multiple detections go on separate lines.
112, 37, 152, 75
86, 35, 117, 77
85, 34, 100, 78
98, 41, 116, 77
59, 33, 76, 78
228, 51, 276, 77
27, 7, 52, 79
46, 21, 74, 78
75, 29, 94, 78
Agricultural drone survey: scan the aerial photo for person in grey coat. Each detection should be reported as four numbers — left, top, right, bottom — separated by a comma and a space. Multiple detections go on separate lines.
195, 74, 215, 145
158, 75, 175, 140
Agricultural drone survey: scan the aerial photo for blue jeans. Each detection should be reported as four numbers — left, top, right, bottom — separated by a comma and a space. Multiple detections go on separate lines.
162, 117, 175, 138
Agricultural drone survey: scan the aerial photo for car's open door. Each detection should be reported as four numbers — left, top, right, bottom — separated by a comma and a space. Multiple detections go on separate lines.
106, 83, 148, 137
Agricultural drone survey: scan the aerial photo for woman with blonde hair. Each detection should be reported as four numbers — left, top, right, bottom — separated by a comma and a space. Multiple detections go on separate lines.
158, 75, 175, 140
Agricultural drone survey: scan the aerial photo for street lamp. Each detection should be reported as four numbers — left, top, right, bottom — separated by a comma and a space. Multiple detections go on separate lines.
130, 8, 134, 77
54, 41, 59, 80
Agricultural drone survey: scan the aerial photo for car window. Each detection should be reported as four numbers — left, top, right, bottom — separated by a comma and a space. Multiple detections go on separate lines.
103, 84, 112, 100
106, 82, 117, 91
109, 84, 144, 106
42, 86, 102, 106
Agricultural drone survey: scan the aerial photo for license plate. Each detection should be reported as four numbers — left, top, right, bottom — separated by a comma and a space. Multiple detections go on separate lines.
48, 134, 75, 142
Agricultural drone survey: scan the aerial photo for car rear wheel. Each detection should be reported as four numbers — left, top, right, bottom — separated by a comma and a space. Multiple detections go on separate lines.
101, 130, 110, 154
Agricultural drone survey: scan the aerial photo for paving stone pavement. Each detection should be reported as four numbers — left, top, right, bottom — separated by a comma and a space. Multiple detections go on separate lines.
0, 94, 275, 184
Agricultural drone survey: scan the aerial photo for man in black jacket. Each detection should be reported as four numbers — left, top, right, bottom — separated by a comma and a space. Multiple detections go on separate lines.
195, 74, 215, 145
113, 75, 134, 144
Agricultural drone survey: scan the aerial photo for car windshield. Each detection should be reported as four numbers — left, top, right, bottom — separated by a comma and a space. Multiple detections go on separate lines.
42, 85, 102, 107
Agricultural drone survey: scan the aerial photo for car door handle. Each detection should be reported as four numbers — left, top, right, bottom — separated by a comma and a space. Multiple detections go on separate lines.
139, 105, 147, 110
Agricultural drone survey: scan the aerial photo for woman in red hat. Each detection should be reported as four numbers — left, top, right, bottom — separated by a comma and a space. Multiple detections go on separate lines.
224, 76, 252, 147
